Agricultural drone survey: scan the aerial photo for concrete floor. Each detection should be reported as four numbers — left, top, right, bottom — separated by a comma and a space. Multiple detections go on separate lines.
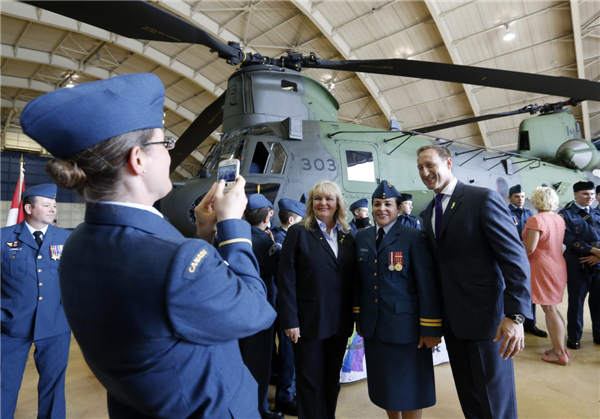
14, 296, 599, 418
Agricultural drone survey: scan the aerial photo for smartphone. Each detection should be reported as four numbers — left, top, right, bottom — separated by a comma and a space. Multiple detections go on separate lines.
218, 158, 240, 194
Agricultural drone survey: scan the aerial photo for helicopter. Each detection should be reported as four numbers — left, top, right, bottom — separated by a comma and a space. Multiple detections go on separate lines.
22, 1, 600, 237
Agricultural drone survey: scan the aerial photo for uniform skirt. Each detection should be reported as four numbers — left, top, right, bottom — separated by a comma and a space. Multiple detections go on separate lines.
364, 333, 436, 411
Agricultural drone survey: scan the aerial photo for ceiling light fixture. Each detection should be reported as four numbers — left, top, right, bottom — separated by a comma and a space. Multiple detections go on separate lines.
503, 24, 515, 41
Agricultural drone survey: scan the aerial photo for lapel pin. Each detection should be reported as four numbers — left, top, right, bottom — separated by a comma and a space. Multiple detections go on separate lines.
451, 202, 456, 209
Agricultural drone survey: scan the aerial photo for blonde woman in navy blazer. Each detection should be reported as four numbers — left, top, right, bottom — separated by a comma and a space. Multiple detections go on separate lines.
355, 180, 442, 419
278, 180, 356, 419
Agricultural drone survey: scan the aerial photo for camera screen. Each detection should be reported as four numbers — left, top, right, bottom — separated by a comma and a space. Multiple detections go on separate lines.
218, 164, 237, 183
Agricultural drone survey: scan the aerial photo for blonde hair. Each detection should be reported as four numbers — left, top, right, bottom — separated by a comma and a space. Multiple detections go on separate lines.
302, 180, 350, 233
530, 186, 559, 211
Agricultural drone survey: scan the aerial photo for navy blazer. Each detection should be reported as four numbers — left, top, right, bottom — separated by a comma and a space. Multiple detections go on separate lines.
355, 222, 441, 344
60, 204, 276, 419
420, 181, 531, 340
1, 222, 71, 340
277, 222, 355, 340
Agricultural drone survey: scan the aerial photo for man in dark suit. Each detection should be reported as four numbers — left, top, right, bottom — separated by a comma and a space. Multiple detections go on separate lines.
417, 145, 532, 419
1, 183, 72, 419
508, 184, 547, 338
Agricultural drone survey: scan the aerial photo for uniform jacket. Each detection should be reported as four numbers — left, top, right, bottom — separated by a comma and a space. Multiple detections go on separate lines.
349, 219, 358, 237
278, 222, 356, 339
508, 204, 533, 239
274, 228, 287, 247
398, 214, 421, 230
355, 222, 441, 344
1, 222, 71, 340
420, 181, 531, 340
251, 226, 280, 308
59, 203, 276, 419
559, 203, 600, 270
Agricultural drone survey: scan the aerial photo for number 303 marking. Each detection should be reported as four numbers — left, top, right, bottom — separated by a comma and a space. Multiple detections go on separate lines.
302, 158, 336, 172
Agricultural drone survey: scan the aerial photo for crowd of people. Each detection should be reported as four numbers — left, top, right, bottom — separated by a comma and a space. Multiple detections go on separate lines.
1, 73, 599, 419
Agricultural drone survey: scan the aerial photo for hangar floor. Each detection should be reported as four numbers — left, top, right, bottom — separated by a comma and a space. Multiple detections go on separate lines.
14, 296, 599, 418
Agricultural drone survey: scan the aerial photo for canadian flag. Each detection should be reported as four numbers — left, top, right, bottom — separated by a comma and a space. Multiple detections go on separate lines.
6, 156, 26, 227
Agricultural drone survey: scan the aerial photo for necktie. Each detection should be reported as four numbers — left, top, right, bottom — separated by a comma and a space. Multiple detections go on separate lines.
33, 231, 44, 247
435, 194, 444, 239
376, 228, 385, 250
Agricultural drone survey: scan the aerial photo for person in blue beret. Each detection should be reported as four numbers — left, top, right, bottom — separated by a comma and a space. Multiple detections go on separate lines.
348, 198, 371, 237
507, 184, 547, 338
354, 180, 441, 418
397, 193, 421, 230
1, 183, 72, 419
20, 73, 276, 419
240, 194, 282, 419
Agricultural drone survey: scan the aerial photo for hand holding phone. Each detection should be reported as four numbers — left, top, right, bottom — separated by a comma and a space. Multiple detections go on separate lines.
218, 159, 240, 194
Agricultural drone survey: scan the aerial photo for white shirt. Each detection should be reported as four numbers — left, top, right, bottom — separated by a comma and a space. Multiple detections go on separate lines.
431, 177, 458, 237
318, 220, 342, 257
25, 221, 49, 237
572, 202, 590, 213
100, 201, 164, 218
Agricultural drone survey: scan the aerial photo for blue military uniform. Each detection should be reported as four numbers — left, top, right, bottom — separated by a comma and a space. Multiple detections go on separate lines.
1, 184, 71, 419
558, 182, 600, 347
19, 74, 278, 418
398, 193, 421, 230
355, 181, 441, 412
275, 198, 306, 247
508, 184, 539, 332
349, 198, 369, 237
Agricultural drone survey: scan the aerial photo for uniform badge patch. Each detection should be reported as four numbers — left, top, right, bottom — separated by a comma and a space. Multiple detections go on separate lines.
188, 249, 208, 273
6, 241, 19, 248
50, 245, 64, 260
269, 243, 278, 256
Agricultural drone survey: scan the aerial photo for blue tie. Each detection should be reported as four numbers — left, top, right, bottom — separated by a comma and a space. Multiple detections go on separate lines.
435, 194, 444, 239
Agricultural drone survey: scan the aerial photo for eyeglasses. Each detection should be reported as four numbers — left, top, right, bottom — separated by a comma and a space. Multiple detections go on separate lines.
142, 136, 177, 150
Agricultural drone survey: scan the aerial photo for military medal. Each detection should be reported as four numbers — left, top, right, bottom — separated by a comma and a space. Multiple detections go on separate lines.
50, 245, 63, 261
6, 241, 19, 248
388, 252, 395, 271
389, 252, 403, 271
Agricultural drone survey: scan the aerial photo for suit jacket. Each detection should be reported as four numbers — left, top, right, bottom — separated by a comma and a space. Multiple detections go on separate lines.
420, 181, 531, 340
60, 203, 276, 419
1, 222, 71, 340
278, 222, 355, 340
355, 222, 441, 344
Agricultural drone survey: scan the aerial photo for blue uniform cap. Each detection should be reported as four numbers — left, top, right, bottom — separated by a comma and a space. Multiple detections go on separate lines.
399, 193, 413, 202
247, 194, 274, 210
20, 74, 165, 158
372, 180, 401, 200
21, 183, 57, 200
349, 198, 369, 212
300, 193, 308, 204
573, 181, 595, 192
509, 184, 524, 195
278, 198, 306, 218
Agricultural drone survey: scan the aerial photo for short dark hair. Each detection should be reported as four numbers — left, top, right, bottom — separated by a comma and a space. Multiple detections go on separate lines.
22, 195, 37, 210
371, 197, 402, 207
278, 209, 297, 225
416, 144, 451, 160
244, 207, 269, 226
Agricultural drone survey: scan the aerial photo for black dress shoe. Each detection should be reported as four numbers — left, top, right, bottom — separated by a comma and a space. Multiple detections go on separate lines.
566, 338, 580, 350
261, 410, 284, 419
524, 324, 548, 337
275, 399, 298, 416
594, 338, 600, 345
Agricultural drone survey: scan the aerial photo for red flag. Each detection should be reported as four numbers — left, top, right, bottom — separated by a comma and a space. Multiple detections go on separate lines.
6, 155, 25, 226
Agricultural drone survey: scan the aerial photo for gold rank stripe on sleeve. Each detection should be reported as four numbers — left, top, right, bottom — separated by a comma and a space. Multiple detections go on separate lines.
420, 318, 442, 327
353, 306, 361, 313
218, 238, 253, 247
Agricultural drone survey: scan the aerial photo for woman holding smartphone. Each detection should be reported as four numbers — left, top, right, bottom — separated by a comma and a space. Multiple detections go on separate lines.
277, 180, 356, 419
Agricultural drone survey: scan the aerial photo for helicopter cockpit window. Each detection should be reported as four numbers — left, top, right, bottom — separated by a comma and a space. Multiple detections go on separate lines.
206, 137, 245, 173
268, 142, 287, 174
345, 150, 375, 182
250, 142, 270, 173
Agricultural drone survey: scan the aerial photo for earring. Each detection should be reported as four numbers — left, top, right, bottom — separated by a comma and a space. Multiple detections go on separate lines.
143, 170, 147, 174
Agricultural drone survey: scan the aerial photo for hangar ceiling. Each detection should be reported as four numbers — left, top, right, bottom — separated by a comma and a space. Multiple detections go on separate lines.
1, 0, 599, 181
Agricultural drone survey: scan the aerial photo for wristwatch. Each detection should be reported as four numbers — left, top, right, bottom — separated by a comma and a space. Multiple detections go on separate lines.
506, 313, 525, 324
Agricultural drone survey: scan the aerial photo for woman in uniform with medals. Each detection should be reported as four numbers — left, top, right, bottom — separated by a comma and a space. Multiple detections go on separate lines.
354, 180, 442, 419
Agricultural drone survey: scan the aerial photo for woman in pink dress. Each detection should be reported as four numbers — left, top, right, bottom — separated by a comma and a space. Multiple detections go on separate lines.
523, 187, 569, 365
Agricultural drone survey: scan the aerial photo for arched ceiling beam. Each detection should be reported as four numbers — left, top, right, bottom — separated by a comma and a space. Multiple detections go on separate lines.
570, 0, 591, 140
290, 0, 393, 122
424, 0, 489, 147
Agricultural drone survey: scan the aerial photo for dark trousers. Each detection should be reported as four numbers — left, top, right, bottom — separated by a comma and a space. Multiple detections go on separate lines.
566, 268, 600, 340
240, 325, 274, 413
524, 303, 537, 327
1, 331, 71, 419
444, 324, 518, 419
275, 321, 296, 404
293, 334, 347, 419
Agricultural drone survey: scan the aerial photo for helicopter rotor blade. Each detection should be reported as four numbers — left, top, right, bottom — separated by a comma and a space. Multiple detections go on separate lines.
314, 59, 600, 102
169, 92, 226, 173
21, 1, 244, 63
